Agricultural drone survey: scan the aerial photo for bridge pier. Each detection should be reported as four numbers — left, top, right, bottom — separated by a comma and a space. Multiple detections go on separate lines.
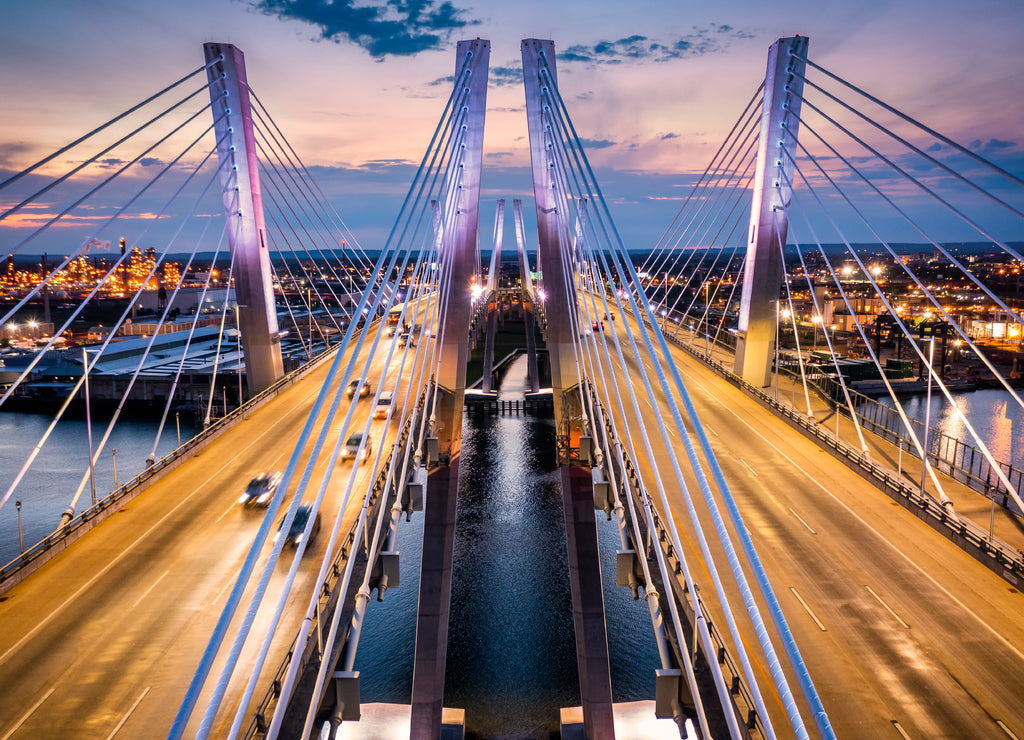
410, 38, 490, 740
523, 39, 616, 739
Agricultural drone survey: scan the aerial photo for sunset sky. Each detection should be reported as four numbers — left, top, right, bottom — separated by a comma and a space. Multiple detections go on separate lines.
2, 0, 1023, 254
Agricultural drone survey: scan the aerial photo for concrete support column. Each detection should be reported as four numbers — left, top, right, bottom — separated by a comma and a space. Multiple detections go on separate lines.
523, 38, 615, 740
204, 43, 284, 396
410, 38, 489, 740
735, 36, 808, 388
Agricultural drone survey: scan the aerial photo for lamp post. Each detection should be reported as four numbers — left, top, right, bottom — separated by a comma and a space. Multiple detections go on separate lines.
16, 500, 24, 554
812, 314, 822, 348
175, 411, 181, 448
919, 337, 935, 498
774, 301, 782, 402
112, 448, 118, 490
234, 303, 242, 409
83, 348, 96, 506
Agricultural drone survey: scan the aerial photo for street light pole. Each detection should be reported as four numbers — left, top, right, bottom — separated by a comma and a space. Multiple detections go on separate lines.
235, 303, 242, 409
919, 337, 935, 498
83, 348, 96, 505
112, 448, 118, 490
774, 300, 781, 402
16, 500, 24, 553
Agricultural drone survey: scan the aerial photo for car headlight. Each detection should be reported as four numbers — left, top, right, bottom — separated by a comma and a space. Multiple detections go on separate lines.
273, 532, 281, 543
258, 492, 270, 503
238, 494, 250, 504
293, 533, 304, 544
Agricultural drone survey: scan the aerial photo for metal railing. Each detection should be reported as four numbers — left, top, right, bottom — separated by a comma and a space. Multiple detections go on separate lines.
585, 385, 764, 738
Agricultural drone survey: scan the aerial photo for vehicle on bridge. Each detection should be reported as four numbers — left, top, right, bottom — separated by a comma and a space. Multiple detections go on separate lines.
398, 331, 413, 347
274, 503, 321, 546
346, 379, 371, 399
592, 320, 604, 331
340, 431, 373, 462
237, 471, 283, 508
374, 391, 395, 419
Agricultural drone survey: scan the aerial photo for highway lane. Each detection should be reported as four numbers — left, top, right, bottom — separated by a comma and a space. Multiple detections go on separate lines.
0, 327, 427, 739
586, 312, 1024, 739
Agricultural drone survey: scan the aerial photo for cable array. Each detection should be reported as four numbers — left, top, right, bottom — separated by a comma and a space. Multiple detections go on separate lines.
529, 50, 831, 739
0, 61, 375, 556
772, 51, 1024, 512
166, 48, 484, 739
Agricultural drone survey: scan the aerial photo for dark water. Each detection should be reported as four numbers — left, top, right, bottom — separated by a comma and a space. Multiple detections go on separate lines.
878, 388, 1024, 470
0, 411, 198, 565
353, 356, 660, 738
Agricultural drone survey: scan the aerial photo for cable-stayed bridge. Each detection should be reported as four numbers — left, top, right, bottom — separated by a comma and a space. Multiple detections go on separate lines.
0, 35, 1023, 740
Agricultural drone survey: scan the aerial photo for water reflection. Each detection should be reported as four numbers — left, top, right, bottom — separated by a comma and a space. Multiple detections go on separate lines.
883, 389, 1024, 469
0, 412, 197, 565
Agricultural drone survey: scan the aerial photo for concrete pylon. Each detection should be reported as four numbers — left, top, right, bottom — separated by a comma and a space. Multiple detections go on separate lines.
735, 36, 809, 387
410, 38, 489, 740
204, 43, 284, 396
522, 38, 616, 740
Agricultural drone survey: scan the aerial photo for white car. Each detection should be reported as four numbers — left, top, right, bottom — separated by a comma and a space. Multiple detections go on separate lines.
374, 391, 395, 419
340, 432, 373, 462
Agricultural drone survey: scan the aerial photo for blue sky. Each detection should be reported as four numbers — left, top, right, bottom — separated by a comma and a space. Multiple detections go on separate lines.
1, 0, 1023, 255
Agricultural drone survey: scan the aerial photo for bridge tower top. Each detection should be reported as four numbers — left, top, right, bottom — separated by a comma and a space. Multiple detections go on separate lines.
204, 42, 284, 396
735, 35, 809, 387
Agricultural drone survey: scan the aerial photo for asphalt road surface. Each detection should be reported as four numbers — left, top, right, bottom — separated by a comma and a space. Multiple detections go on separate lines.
0, 323, 428, 740
584, 309, 1024, 739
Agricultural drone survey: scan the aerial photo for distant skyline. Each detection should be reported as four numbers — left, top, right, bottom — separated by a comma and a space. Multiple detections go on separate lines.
2, 0, 1023, 255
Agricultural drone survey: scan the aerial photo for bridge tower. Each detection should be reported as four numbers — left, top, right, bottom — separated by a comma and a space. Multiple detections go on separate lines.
523, 38, 616, 739
204, 43, 284, 397
734, 36, 809, 387
410, 38, 489, 739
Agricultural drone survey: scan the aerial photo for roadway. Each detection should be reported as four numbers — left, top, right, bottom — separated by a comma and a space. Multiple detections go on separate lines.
586, 310, 1024, 739
0, 325, 424, 740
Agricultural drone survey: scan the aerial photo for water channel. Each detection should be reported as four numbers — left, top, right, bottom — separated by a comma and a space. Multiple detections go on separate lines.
353, 354, 661, 737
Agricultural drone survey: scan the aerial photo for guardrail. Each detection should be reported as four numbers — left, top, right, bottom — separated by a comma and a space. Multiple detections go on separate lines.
649, 318, 1024, 586
584, 386, 764, 738
0, 339, 347, 594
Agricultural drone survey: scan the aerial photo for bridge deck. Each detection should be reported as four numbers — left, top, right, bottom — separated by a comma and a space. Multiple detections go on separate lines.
0, 339, 398, 738
592, 312, 1024, 738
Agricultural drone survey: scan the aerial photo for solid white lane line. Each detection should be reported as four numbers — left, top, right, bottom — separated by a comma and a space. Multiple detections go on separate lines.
704, 424, 718, 437
866, 585, 910, 629
891, 720, 912, 739
739, 458, 759, 477
131, 570, 170, 609
788, 507, 817, 535
789, 586, 827, 631
104, 686, 151, 740
682, 369, 1024, 664
0, 687, 54, 740
998, 720, 1021, 740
